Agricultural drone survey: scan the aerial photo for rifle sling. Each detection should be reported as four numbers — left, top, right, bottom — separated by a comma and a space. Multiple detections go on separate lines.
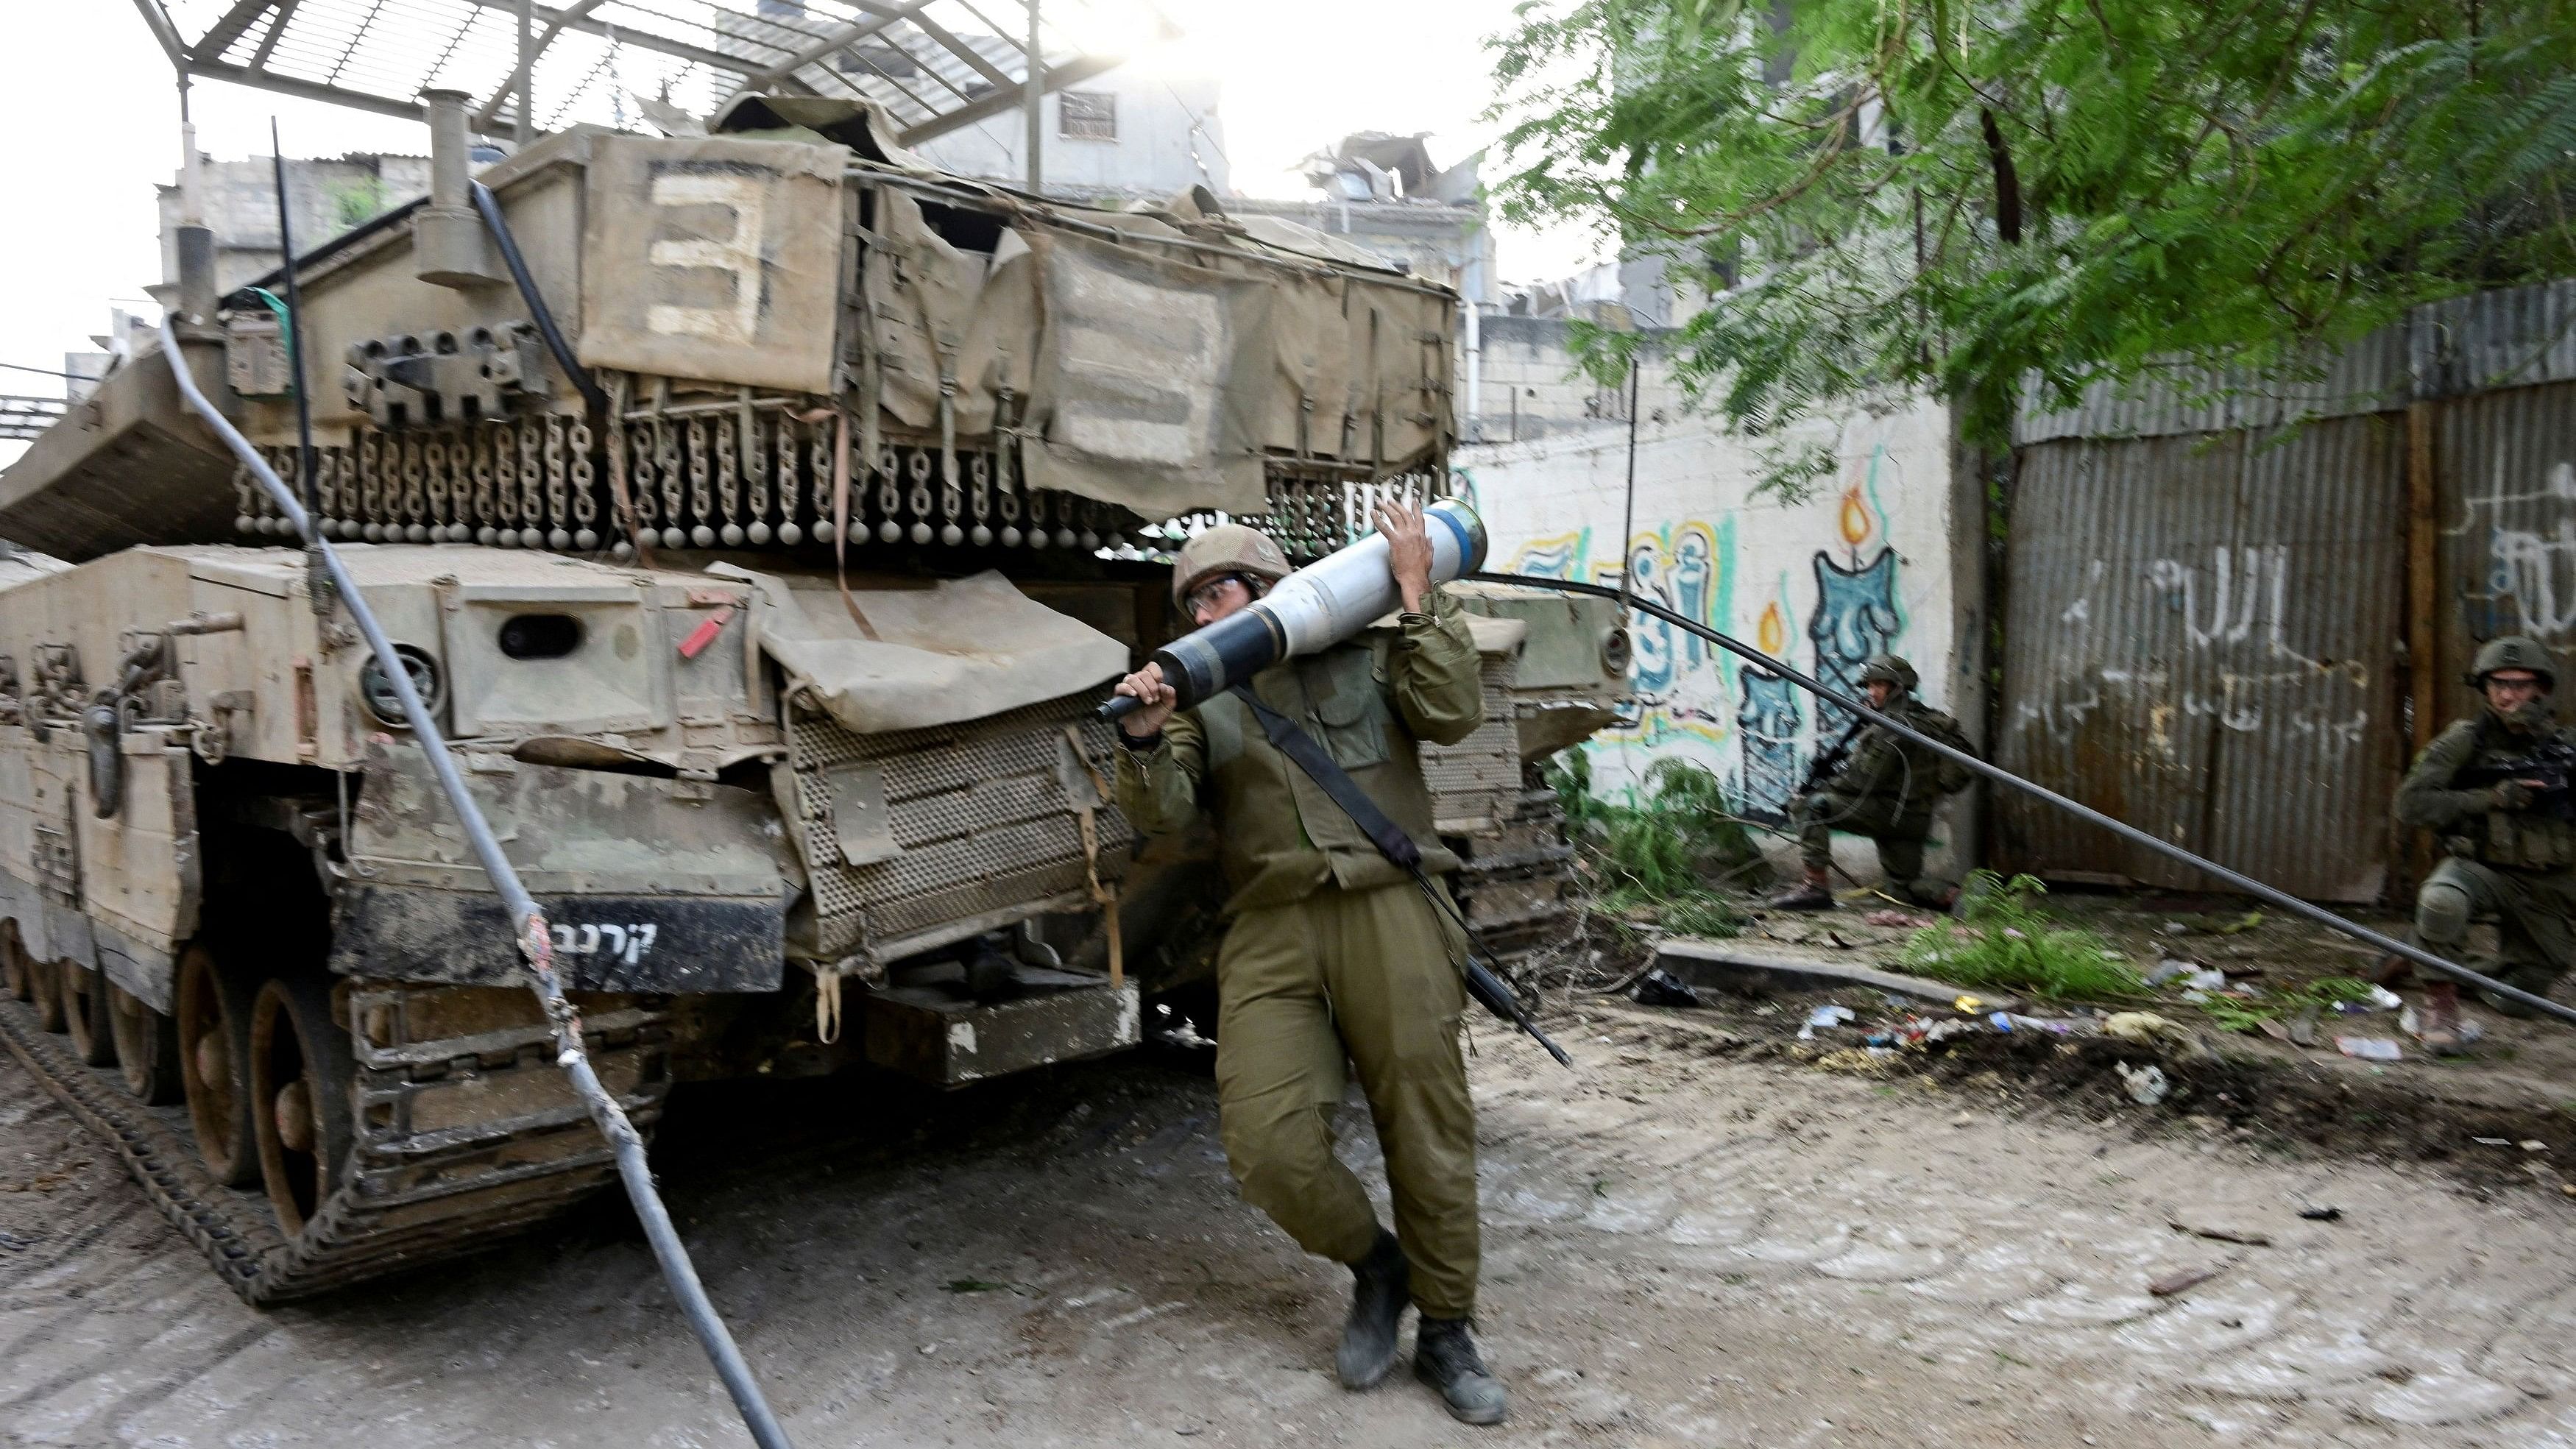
1228, 684, 1428, 875
1225, 684, 1577, 1070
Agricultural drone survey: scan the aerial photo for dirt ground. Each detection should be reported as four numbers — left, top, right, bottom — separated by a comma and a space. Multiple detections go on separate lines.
7, 974, 2576, 1449
1650, 882, 2576, 1119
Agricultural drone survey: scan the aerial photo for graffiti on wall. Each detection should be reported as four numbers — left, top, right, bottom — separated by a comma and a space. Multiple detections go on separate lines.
1490, 444, 1916, 815
2453, 460, 2576, 641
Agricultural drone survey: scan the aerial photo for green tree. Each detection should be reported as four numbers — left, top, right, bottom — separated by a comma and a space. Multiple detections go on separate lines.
1489, 0, 2576, 456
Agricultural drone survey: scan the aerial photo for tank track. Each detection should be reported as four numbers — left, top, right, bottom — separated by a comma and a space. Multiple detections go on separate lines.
1451, 782, 1580, 967
0, 981, 666, 1305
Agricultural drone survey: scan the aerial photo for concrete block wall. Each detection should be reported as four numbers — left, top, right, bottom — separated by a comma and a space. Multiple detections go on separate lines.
1462, 316, 1690, 444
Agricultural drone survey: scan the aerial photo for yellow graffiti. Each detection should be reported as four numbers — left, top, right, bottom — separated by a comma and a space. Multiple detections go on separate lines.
1838, 485, 1875, 549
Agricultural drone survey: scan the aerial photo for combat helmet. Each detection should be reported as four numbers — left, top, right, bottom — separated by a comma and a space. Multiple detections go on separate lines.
1858, 653, 1919, 695
1170, 523, 1292, 607
2466, 635, 2558, 690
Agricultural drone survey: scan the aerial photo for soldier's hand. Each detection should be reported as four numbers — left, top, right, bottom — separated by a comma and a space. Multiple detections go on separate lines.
1114, 661, 1178, 739
1374, 500, 1435, 614
2491, 778, 2541, 812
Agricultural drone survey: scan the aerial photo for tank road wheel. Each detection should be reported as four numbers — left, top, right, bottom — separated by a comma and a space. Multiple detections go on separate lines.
247, 973, 355, 1238
1, 922, 30, 1002
107, 981, 185, 1105
177, 943, 261, 1187
62, 961, 118, 1068
26, 946, 66, 1035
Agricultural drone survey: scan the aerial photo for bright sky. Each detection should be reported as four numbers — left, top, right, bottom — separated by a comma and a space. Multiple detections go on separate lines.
0, 0, 1606, 450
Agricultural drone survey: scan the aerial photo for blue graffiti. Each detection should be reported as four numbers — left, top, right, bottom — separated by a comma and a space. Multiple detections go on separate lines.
1810, 546, 1903, 737
1628, 539, 1677, 692
1671, 529, 1714, 670
1736, 668, 1804, 822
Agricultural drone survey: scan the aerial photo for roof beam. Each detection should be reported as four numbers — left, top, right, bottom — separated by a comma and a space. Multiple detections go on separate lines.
245, 0, 300, 71
898, 50, 1123, 144
746, 0, 944, 84
128, 0, 191, 68
905, 13, 1018, 93
450, 0, 782, 79
182, 57, 434, 124
191, 0, 286, 59
472, 0, 604, 129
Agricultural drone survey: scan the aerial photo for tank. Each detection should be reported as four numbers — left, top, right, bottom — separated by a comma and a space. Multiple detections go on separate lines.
0, 95, 1624, 1302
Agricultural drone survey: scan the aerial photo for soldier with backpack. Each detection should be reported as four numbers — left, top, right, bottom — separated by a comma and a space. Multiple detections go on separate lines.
1766, 653, 1978, 912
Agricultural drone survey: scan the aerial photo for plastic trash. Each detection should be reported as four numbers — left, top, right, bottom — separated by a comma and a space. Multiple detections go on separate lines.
2182, 967, 2229, 991
2115, 1062, 2170, 1105
2145, 958, 2195, 986
2335, 1035, 2403, 1061
2368, 985, 2403, 1010
2298, 1206, 2343, 1222
1795, 1003, 1855, 1042
2103, 1011, 2184, 1044
1630, 968, 1702, 1008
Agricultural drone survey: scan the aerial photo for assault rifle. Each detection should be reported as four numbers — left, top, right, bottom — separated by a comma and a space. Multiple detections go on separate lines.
1794, 715, 1869, 800
2454, 738, 2576, 822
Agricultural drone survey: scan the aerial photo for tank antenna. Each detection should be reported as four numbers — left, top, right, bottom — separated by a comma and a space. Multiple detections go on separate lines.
269, 119, 319, 525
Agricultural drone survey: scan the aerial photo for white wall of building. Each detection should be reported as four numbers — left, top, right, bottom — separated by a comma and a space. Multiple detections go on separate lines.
1457, 398, 1979, 883
910, 67, 1225, 198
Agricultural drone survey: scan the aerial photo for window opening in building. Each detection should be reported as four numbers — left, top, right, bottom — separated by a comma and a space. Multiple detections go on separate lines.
1059, 91, 1117, 141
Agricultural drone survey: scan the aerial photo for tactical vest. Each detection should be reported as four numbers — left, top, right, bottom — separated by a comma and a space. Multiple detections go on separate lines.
2452, 717, 2576, 871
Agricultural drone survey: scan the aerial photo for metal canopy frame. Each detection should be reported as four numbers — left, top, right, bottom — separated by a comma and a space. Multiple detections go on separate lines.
132, 0, 1161, 145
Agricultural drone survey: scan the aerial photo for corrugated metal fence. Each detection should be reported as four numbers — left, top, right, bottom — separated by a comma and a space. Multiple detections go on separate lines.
1998, 280, 2576, 903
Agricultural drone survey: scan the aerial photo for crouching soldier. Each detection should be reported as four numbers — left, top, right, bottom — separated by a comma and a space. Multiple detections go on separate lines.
1108, 503, 1510, 1425
1768, 654, 1975, 912
2392, 634, 2576, 1052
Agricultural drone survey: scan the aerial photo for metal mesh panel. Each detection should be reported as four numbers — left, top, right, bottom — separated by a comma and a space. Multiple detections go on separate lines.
788, 690, 1130, 960
1423, 662, 1524, 835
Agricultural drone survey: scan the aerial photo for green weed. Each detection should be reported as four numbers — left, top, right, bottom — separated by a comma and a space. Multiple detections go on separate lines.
1899, 871, 2145, 1000
1548, 752, 1763, 931
2197, 974, 2377, 1033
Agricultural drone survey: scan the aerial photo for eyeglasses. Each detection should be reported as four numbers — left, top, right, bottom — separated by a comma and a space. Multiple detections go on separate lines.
1184, 574, 1249, 616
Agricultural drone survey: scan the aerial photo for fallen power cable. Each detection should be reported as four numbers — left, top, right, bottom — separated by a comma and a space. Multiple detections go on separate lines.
163, 318, 796, 1449
1471, 570, 2576, 1030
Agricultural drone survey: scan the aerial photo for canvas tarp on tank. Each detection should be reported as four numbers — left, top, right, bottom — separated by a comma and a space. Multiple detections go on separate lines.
577, 135, 848, 395
712, 564, 1126, 734
853, 149, 1454, 521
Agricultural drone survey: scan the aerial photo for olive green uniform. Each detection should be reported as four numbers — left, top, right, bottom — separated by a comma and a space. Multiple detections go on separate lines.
1794, 695, 1970, 903
1114, 589, 1486, 1318
2393, 709, 2576, 1002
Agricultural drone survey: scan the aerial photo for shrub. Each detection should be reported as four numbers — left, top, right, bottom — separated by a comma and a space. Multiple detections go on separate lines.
1900, 871, 2144, 1000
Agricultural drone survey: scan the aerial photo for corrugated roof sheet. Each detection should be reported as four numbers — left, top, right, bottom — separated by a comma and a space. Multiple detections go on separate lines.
2017, 279, 2576, 444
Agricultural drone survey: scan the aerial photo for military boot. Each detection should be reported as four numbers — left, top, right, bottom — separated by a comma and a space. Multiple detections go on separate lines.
1766, 867, 1835, 913
2477, 962, 2559, 1018
2416, 981, 2466, 1056
1336, 1228, 1409, 1389
1415, 1317, 1507, 1425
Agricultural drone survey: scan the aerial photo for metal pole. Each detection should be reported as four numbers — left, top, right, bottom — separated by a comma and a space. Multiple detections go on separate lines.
516, 0, 536, 145
1616, 358, 1640, 614
178, 74, 204, 228
269, 121, 317, 522
1471, 569, 2576, 1030
161, 319, 799, 1449
1023, 0, 1043, 194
